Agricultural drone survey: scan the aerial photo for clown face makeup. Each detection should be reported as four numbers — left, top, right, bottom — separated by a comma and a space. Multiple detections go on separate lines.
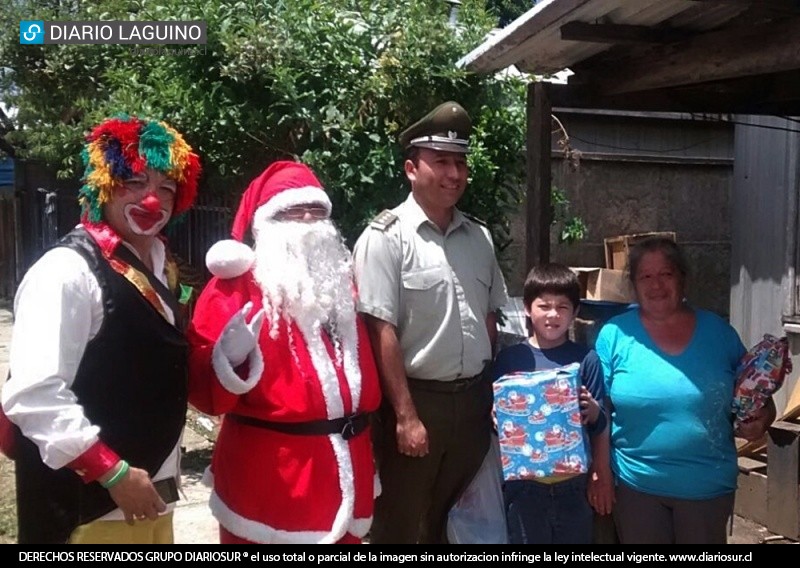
104, 169, 176, 242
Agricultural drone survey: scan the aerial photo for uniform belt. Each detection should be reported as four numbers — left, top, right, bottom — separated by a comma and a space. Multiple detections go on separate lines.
227, 413, 369, 440
407, 372, 486, 394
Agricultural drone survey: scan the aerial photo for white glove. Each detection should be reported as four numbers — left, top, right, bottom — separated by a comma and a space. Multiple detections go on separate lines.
215, 301, 265, 368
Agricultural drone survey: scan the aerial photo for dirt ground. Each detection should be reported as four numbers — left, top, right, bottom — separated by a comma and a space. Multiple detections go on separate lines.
0, 301, 13, 544
0, 455, 15, 544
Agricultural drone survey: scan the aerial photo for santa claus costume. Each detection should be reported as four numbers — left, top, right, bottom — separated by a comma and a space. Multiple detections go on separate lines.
188, 161, 381, 544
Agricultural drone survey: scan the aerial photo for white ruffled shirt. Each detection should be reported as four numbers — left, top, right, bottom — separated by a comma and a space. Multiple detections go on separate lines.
2, 236, 180, 520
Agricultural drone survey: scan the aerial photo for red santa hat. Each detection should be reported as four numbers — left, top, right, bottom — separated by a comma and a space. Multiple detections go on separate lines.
206, 161, 332, 279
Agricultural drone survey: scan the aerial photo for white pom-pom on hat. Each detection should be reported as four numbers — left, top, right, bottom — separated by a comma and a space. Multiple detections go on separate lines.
206, 239, 256, 279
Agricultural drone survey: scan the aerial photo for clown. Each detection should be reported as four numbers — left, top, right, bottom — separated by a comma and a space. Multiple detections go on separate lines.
1, 115, 201, 544
188, 161, 381, 544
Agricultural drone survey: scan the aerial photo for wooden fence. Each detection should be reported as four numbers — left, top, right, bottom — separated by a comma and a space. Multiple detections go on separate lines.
0, 184, 236, 301
0, 197, 16, 300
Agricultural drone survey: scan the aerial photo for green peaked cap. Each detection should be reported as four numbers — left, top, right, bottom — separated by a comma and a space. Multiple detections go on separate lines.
399, 101, 472, 154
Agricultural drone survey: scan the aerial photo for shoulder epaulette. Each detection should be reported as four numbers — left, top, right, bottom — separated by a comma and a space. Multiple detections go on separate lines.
370, 209, 399, 231
464, 212, 487, 226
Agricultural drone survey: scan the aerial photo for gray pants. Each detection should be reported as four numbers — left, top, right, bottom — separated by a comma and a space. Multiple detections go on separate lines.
369, 376, 493, 544
614, 482, 735, 544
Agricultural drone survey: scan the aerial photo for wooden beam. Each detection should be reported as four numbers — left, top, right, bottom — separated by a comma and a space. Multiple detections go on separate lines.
526, 82, 552, 272
552, 151, 734, 167
586, 17, 800, 96
560, 21, 690, 44
458, 0, 594, 74
550, 69, 800, 115
690, 0, 800, 14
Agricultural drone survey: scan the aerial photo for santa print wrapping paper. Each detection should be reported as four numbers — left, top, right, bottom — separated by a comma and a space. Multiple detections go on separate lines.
493, 363, 587, 480
732, 334, 792, 426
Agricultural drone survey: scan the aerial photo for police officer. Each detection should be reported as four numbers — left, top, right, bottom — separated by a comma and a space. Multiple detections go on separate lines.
353, 101, 508, 543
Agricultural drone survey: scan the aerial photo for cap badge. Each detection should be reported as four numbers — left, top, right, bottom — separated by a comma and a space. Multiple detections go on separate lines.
448, 130, 458, 139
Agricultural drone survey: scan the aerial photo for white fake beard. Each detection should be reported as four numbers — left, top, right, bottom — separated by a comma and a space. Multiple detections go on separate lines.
252, 219, 357, 345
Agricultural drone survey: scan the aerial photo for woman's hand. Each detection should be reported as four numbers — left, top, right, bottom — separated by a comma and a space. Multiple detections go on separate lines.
579, 386, 600, 425
735, 397, 777, 441
587, 462, 615, 515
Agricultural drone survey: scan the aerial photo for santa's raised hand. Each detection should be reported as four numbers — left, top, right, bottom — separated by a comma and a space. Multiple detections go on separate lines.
211, 301, 266, 394
217, 301, 265, 367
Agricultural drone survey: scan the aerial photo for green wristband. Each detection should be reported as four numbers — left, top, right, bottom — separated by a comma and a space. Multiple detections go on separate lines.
101, 460, 130, 489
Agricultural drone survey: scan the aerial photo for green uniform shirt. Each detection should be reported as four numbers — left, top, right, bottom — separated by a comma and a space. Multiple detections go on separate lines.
353, 193, 508, 382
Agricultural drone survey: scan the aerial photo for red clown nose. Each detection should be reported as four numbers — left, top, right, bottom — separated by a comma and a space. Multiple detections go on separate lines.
140, 192, 162, 213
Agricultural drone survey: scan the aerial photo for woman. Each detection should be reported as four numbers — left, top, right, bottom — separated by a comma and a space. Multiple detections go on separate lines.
593, 237, 775, 544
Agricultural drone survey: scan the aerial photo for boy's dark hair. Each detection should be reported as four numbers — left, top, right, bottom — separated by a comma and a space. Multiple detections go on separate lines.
523, 263, 581, 309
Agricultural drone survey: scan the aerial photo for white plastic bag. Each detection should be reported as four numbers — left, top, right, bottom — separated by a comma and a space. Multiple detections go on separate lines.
446, 434, 508, 544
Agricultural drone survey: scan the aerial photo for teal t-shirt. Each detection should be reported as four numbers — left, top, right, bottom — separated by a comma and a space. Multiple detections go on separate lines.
595, 308, 745, 500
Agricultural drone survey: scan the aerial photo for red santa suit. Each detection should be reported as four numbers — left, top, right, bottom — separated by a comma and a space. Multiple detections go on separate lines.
187, 162, 381, 544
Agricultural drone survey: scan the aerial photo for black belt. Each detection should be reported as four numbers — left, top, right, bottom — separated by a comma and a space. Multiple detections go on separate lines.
407, 372, 487, 394
227, 413, 369, 440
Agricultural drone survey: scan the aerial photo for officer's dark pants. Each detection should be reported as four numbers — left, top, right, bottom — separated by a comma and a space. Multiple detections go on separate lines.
370, 374, 493, 544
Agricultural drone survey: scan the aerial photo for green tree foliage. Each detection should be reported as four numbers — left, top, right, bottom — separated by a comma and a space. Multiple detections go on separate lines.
0, 0, 526, 246
485, 0, 534, 26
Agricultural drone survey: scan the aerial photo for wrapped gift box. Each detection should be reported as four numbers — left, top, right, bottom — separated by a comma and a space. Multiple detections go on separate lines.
493, 363, 588, 480
733, 334, 791, 425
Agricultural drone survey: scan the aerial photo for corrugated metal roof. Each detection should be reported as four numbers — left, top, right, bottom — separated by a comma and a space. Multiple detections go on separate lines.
458, 0, 750, 75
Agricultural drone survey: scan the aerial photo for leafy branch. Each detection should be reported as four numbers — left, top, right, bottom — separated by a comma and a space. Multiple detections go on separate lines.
550, 114, 586, 244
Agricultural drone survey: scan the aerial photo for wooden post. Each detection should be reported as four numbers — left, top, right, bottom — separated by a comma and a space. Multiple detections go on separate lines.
526, 81, 552, 273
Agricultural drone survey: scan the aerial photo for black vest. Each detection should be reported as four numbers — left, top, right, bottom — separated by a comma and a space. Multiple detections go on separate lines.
14, 228, 188, 544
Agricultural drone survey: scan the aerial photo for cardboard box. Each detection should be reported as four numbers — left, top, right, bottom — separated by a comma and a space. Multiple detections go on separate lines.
494, 364, 588, 481
570, 267, 635, 304
604, 232, 677, 270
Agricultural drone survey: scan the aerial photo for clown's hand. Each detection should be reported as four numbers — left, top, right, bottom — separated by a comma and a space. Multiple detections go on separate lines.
216, 302, 265, 368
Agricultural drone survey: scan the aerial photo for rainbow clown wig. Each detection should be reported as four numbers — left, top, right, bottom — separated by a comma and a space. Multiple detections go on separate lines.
79, 115, 202, 224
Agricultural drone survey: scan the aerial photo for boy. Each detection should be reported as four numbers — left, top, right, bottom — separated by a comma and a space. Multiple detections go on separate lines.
492, 263, 610, 544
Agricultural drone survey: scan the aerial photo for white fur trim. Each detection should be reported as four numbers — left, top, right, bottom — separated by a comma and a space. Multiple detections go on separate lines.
349, 517, 373, 539
340, 315, 362, 409
279, 321, 355, 543
253, 186, 331, 224
323, 433, 356, 543
209, 489, 331, 544
374, 471, 382, 498
292, 307, 363, 422
207, 469, 370, 545
206, 240, 255, 279
289, 314, 364, 543
300, 325, 345, 419
211, 340, 264, 395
